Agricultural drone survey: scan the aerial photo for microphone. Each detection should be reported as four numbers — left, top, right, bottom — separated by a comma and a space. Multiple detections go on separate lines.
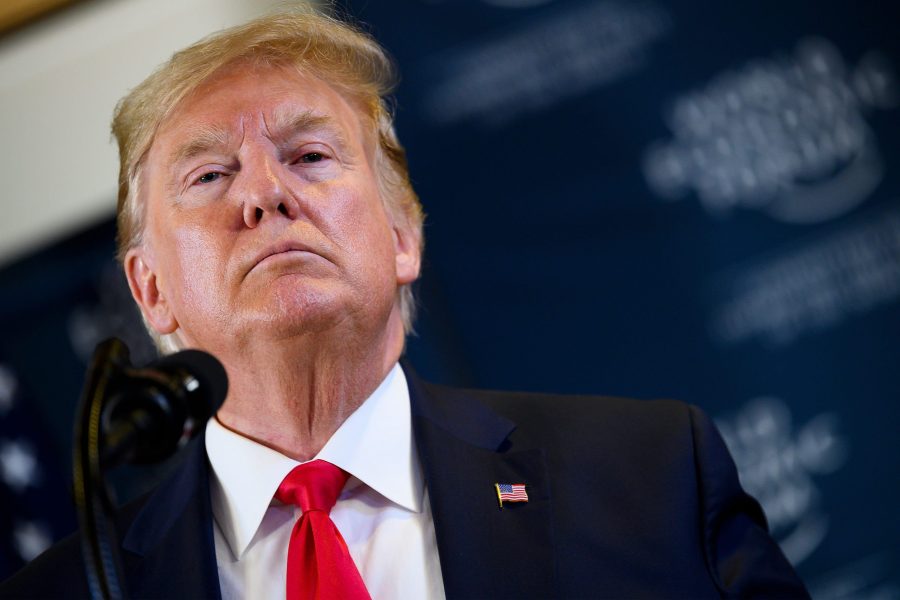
99, 341, 229, 467
73, 338, 228, 600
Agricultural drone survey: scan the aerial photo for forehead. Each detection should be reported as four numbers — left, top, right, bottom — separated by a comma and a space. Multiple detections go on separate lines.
152, 64, 370, 158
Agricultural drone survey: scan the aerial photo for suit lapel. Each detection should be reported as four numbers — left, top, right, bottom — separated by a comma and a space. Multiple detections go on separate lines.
113, 370, 557, 599
119, 438, 221, 599
407, 369, 558, 600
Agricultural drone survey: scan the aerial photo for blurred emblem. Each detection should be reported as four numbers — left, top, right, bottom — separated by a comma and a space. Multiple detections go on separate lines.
644, 38, 898, 223
708, 206, 900, 346
716, 397, 848, 566
420, 1, 670, 125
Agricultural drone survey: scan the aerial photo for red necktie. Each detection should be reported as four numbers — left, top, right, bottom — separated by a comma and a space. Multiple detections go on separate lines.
275, 460, 371, 600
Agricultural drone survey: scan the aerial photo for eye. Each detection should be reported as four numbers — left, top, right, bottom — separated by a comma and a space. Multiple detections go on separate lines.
299, 152, 325, 163
195, 171, 221, 184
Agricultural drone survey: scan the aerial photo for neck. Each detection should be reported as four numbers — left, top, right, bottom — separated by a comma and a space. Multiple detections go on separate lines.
211, 309, 406, 461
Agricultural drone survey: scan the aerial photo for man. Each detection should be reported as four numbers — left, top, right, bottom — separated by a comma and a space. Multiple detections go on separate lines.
1, 8, 808, 599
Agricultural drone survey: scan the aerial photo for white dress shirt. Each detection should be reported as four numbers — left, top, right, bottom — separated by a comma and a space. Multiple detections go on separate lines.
206, 363, 445, 600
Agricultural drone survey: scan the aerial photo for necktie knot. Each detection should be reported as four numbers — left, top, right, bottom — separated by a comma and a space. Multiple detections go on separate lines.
275, 460, 350, 513
274, 459, 370, 599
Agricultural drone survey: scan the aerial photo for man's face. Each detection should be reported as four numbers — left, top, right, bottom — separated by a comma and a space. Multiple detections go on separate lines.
126, 65, 419, 350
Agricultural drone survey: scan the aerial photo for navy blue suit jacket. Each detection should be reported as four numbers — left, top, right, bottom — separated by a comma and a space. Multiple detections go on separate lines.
1, 370, 808, 598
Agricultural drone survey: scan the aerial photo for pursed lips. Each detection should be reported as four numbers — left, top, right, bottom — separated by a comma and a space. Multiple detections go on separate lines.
247, 240, 322, 277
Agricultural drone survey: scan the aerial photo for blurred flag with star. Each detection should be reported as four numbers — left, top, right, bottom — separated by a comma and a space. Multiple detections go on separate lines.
0, 359, 75, 579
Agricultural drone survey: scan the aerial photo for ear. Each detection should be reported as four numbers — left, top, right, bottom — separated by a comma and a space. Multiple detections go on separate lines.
124, 246, 179, 335
393, 223, 421, 286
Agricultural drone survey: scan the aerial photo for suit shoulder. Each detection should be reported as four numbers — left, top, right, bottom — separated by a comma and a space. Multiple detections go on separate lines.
436, 382, 693, 434
0, 475, 170, 597
0, 532, 87, 598
417, 379, 707, 462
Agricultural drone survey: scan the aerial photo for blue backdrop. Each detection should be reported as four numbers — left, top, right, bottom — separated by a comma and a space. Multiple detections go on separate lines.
346, 0, 900, 595
0, 0, 897, 595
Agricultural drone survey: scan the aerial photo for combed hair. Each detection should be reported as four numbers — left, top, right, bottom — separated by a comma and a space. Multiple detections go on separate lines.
112, 8, 424, 353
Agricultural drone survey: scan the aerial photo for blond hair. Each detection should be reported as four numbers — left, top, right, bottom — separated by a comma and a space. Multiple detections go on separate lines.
112, 8, 423, 353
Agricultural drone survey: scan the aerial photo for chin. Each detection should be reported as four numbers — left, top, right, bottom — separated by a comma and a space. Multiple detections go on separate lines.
242, 277, 395, 338
260, 285, 354, 335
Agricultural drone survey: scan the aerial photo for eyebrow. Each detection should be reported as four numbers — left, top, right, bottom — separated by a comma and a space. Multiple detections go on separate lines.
170, 124, 234, 166
168, 110, 353, 167
268, 109, 351, 154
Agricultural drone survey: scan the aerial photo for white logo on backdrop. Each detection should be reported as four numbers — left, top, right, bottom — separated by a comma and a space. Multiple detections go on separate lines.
643, 38, 898, 224
716, 397, 848, 566
420, 1, 670, 125
709, 205, 900, 346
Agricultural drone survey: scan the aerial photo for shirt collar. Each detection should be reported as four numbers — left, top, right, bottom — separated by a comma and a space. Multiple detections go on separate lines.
205, 363, 422, 560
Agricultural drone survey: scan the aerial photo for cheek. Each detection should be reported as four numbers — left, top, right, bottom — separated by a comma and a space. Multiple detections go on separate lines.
318, 181, 394, 254
162, 221, 235, 312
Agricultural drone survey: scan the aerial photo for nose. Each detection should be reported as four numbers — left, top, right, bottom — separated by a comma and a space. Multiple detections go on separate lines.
237, 153, 300, 228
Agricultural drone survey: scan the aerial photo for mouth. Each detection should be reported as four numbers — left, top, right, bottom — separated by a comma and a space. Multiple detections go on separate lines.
248, 240, 322, 276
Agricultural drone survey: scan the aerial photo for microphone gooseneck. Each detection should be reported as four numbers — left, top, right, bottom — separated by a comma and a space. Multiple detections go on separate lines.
73, 338, 228, 600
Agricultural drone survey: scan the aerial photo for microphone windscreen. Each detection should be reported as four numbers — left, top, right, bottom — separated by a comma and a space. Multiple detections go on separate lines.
154, 349, 229, 413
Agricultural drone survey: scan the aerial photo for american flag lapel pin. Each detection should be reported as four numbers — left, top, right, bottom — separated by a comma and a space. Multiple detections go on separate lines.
495, 483, 528, 509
